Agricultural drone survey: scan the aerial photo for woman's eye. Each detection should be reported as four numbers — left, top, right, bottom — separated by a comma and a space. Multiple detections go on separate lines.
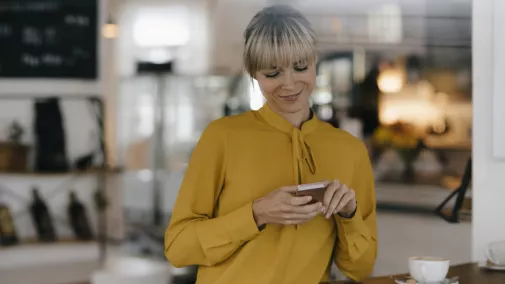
264, 71, 280, 78
294, 65, 308, 72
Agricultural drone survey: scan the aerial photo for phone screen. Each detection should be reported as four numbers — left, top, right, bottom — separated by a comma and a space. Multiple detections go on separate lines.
297, 182, 327, 192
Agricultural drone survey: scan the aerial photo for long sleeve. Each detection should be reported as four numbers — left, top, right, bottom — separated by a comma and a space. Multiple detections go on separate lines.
164, 120, 261, 268
333, 143, 378, 281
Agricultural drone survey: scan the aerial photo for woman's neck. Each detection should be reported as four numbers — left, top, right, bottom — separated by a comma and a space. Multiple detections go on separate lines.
279, 107, 312, 129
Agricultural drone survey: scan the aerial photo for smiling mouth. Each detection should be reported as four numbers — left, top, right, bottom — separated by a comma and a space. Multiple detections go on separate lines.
280, 90, 303, 100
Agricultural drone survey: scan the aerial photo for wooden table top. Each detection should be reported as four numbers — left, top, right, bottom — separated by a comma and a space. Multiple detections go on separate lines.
323, 263, 505, 284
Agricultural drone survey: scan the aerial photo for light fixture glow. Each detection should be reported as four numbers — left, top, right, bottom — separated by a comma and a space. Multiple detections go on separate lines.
312, 90, 333, 105
377, 68, 404, 93
102, 20, 118, 39
318, 105, 334, 121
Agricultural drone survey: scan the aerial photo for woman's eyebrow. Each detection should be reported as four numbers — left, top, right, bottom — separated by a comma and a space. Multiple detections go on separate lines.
262, 67, 279, 71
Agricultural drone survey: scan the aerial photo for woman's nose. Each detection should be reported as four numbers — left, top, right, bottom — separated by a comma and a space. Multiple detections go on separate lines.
282, 71, 296, 90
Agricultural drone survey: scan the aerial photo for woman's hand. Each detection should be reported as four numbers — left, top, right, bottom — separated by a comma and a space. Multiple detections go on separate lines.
322, 180, 357, 219
252, 185, 325, 227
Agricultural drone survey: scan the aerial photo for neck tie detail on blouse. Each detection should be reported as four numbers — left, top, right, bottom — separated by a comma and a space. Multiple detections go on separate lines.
258, 103, 320, 184
291, 128, 317, 184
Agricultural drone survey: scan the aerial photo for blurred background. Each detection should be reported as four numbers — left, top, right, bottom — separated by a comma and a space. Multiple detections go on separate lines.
0, 0, 503, 283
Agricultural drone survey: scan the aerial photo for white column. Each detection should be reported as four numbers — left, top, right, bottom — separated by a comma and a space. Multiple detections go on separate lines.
472, 0, 505, 261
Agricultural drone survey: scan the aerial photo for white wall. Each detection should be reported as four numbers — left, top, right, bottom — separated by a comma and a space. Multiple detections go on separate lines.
472, 0, 505, 261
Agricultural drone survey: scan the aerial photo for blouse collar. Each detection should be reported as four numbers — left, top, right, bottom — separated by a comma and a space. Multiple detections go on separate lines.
258, 103, 320, 134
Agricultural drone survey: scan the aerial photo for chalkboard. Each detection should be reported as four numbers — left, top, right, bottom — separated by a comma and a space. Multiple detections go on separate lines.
0, 0, 98, 79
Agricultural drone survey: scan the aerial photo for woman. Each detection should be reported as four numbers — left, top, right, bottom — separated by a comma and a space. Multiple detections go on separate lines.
165, 5, 377, 284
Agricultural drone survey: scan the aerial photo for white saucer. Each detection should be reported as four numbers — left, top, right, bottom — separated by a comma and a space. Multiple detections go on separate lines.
479, 261, 505, 271
394, 278, 459, 284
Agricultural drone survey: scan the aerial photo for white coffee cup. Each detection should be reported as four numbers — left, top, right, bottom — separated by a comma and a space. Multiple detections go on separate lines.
408, 256, 449, 283
486, 241, 505, 266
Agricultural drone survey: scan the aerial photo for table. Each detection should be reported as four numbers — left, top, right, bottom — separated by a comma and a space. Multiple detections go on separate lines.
324, 263, 505, 284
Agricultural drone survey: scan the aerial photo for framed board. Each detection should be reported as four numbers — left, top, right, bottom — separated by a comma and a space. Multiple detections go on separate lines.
0, 0, 98, 79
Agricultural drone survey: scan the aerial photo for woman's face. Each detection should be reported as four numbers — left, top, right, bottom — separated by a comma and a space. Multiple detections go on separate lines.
254, 60, 316, 114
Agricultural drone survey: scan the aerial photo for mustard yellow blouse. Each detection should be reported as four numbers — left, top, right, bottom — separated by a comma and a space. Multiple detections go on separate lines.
165, 104, 377, 284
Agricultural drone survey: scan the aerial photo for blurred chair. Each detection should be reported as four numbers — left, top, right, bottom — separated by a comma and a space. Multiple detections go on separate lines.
435, 157, 472, 223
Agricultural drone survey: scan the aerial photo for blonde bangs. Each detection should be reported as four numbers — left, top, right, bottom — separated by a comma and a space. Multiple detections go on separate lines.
244, 17, 316, 75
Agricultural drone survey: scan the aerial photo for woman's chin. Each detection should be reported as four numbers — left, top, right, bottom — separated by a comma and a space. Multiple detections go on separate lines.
278, 101, 309, 114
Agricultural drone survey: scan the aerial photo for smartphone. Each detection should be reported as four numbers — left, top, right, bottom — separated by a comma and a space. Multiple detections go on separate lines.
295, 182, 327, 204
297, 182, 327, 192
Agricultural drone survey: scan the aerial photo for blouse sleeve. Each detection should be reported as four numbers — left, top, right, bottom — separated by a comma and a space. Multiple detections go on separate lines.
164, 120, 261, 267
333, 142, 378, 281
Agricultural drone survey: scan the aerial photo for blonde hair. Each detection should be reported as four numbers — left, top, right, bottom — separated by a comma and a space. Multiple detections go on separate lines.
243, 5, 317, 77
